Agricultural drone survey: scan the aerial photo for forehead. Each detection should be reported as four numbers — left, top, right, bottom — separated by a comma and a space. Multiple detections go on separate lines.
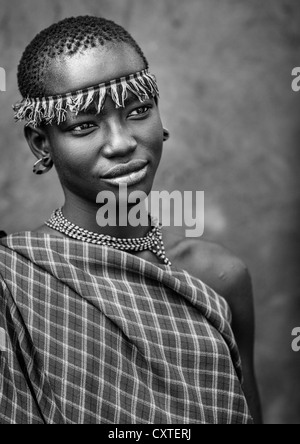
44, 43, 146, 96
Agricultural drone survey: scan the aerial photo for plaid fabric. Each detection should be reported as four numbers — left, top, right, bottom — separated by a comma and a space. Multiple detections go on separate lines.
0, 233, 253, 424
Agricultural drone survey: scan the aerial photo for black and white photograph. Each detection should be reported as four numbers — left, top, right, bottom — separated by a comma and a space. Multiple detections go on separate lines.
0, 0, 299, 426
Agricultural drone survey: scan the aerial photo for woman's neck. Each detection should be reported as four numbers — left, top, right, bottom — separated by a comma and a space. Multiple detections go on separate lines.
62, 194, 151, 239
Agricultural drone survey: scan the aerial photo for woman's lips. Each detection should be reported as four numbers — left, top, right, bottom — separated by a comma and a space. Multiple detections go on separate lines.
102, 159, 148, 179
101, 164, 149, 186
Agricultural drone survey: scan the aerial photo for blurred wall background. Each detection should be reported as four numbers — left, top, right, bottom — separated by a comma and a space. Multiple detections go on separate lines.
0, 0, 299, 424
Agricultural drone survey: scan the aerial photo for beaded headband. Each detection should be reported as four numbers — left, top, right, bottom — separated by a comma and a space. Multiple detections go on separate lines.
12, 69, 159, 127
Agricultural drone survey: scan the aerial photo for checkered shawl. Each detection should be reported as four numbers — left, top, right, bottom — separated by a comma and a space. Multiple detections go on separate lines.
0, 233, 253, 424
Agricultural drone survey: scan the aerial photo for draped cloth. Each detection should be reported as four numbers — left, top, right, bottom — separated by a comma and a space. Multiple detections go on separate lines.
0, 233, 253, 424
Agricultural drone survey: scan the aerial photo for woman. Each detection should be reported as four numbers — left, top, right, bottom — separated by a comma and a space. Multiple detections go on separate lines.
0, 16, 261, 424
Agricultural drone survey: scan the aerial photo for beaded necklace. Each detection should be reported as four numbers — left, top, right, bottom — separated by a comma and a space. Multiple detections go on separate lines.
45, 208, 172, 266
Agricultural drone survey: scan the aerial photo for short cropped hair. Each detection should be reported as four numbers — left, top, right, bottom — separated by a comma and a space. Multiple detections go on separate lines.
17, 15, 149, 98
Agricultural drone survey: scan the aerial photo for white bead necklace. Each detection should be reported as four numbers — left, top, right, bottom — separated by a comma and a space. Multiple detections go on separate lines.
45, 208, 172, 266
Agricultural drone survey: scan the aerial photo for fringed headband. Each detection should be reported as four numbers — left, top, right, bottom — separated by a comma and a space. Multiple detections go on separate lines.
12, 69, 159, 127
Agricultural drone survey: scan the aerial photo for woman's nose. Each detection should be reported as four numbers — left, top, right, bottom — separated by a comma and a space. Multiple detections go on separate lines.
102, 121, 137, 158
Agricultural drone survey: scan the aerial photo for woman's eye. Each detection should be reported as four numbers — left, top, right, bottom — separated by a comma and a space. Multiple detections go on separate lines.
129, 105, 151, 117
71, 123, 95, 133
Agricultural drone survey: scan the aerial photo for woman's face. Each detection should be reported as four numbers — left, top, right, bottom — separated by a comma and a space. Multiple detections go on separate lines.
43, 43, 164, 204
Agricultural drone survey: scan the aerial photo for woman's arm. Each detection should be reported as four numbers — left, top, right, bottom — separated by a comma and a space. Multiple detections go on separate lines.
221, 257, 263, 424
181, 239, 263, 423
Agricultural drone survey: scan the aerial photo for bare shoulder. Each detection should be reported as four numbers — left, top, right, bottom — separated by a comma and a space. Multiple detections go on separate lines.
164, 231, 253, 313
168, 234, 251, 292
164, 231, 262, 423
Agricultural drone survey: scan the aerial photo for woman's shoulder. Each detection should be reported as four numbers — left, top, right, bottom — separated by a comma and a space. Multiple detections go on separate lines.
32, 224, 64, 237
164, 229, 252, 309
0, 225, 64, 239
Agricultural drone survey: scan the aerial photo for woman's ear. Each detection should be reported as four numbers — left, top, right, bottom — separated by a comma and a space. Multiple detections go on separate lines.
24, 124, 51, 159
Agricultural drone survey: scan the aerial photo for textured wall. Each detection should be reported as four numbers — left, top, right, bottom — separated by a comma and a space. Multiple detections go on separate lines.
1, 0, 300, 424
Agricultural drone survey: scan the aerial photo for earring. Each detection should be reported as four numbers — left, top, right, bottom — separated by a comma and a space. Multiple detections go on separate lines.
163, 128, 170, 142
33, 156, 53, 175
